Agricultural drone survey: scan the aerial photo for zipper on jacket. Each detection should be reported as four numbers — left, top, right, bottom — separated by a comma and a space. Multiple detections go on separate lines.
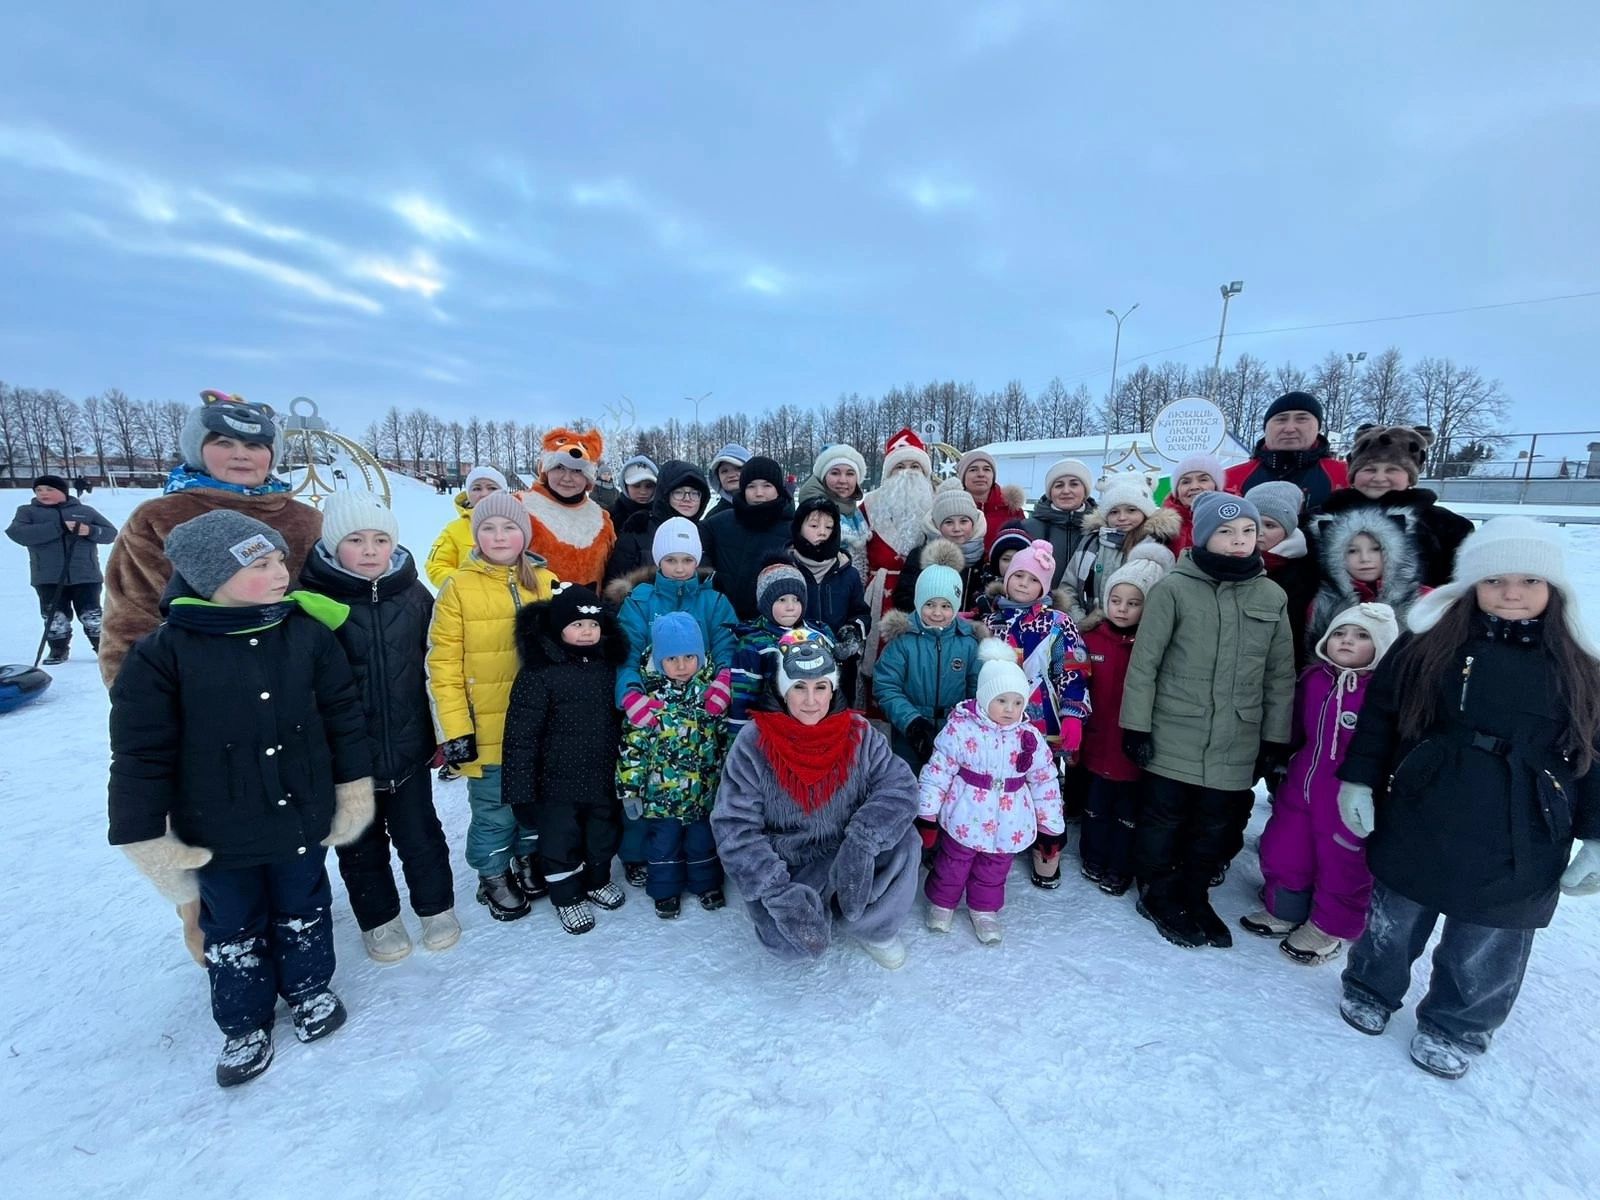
368, 585, 398, 789
1459, 655, 1475, 712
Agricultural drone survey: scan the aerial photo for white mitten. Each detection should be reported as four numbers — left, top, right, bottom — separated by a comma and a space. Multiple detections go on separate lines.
322, 777, 376, 847
122, 831, 214, 904
1561, 841, 1600, 896
1337, 782, 1375, 839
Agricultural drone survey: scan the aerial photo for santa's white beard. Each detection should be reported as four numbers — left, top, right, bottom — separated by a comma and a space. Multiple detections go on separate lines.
864, 470, 934, 557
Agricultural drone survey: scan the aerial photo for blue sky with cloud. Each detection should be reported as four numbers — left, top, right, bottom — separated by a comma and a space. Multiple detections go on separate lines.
2, 2, 1596, 433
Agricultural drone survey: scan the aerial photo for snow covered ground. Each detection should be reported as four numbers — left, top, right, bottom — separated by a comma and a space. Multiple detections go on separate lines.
4, 476, 1600, 1200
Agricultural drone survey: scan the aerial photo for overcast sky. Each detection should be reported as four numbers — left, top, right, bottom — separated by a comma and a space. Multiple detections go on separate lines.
2, 2, 1595, 438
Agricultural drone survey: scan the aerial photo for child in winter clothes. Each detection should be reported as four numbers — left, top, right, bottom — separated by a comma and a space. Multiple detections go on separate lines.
1120, 492, 1296, 951
426, 491, 559, 922
1063, 471, 1181, 624
617, 612, 730, 920
1337, 423, 1474, 587
1161, 451, 1224, 554
1306, 502, 1427, 652
608, 515, 735, 884
1247, 481, 1319, 669
425, 466, 505, 588
892, 487, 990, 612
874, 563, 984, 773
502, 585, 630, 935
1334, 518, 1600, 1079
787, 496, 871, 703
728, 562, 831, 731
1241, 602, 1399, 964
108, 511, 375, 1088
1075, 545, 1173, 895
969, 525, 1031, 620
919, 655, 1064, 944
7, 473, 118, 664
300, 492, 457, 962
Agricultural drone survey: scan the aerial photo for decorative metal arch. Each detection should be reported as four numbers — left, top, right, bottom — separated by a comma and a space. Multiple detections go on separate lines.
279, 396, 391, 508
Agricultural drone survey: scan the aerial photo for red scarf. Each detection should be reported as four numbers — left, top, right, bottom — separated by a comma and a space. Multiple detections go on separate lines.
750, 710, 863, 814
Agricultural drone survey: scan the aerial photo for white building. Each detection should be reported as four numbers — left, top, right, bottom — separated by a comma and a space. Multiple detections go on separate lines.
976, 431, 1252, 495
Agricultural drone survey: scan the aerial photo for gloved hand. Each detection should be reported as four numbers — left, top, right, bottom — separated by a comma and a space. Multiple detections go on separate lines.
322, 777, 376, 847
1255, 742, 1292, 792
442, 734, 478, 767
914, 817, 940, 851
623, 691, 664, 729
761, 882, 830, 958
1122, 730, 1155, 769
1337, 781, 1375, 838
122, 830, 214, 904
834, 624, 864, 661
1561, 841, 1600, 896
829, 833, 878, 923
1058, 718, 1083, 757
906, 718, 936, 761
704, 669, 733, 717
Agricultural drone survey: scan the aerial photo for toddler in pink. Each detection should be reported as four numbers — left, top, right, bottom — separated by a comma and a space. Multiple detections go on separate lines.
919, 654, 1064, 944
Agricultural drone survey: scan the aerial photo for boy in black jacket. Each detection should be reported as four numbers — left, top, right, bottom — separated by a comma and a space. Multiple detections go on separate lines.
502, 584, 630, 935
109, 511, 374, 1088
301, 492, 457, 963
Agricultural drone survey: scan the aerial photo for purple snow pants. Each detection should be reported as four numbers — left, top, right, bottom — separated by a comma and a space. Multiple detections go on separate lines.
1258, 787, 1373, 940
925, 839, 1014, 913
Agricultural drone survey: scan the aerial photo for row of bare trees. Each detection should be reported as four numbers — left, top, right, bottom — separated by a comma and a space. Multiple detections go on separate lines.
2, 345, 1512, 488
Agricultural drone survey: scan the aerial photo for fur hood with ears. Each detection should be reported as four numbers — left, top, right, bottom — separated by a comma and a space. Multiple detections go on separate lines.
1305, 503, 1424, 646
877, 609, 988, 645
602, 563, 717, 607
1084, 504, 1183, 547
514, 596, 629, 671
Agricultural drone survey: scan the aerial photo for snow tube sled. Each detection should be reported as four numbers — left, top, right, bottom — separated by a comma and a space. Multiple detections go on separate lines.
0, 665, 52, 714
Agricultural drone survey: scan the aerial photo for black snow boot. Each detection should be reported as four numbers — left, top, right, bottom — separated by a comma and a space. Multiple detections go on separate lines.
475, 870, 531, 921
624, 862, 648, 888
1098, 872, 1131, 897
512, 854, 548, 902
698, 888, 726, 911
289, 989, 348, 1044
216, 1027, 274, 1088
43, 640, 69, 666
1136, 880, 1206, 949
655, 896, 681, 919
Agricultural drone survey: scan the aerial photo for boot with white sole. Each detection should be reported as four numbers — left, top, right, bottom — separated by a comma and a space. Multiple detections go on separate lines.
1280, 921, 1346, 965
858, 934, 908, 969
361, 916, 413, 964
970, 910, 1003, 945
419, 909, 461, 952
925, 905, 956, 933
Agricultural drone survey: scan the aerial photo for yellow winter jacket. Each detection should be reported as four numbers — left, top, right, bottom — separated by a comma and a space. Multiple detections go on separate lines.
426, 553, 559, 777
425, 493, 476, 589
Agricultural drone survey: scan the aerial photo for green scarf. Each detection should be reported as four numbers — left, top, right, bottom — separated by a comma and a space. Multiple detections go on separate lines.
167, 590, 350, 636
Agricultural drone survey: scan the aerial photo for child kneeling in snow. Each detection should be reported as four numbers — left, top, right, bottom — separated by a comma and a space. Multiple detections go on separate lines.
108, 511, 374, 1088
919, 653, 1064, 943
617, 613, 730, 920
1241, 602, 1399, 964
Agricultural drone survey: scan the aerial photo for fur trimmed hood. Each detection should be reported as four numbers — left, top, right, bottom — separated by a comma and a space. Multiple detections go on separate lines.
1310, 503, 1421, 594
1083, 503, 1183, 544
878, 609, 986, 644
514, 596, 629, 670
602, 563, 716, 607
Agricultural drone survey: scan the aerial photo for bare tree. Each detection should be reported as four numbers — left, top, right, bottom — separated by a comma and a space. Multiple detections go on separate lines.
160, 401, 188, 467
1353, 348, 1414, 427
1273, 362, 1310, 396
499, 420, 520, 476
137, 399, 168, 469
402, 408, 431, 471
465, 416, 483, 464
362, 422, 381, 456
42, 390, 81, 472
448, 420, 466, 478
1411, 357, 1509, 460
379, 406, 404, 464
83, 393, 113, 482
0, 383, 22, 482
106, 388, 142, 472
1311, 351, 1359, 443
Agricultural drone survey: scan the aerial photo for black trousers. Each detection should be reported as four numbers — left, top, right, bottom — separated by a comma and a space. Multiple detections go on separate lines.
198, 850, 334, 1037
538, 793, 622, 905
334, 770, 455, 930
1079, 777, 1141, 877
34, 582, 102, 647
1135, 774, 1252, 896
1343, 881, 1537, 1054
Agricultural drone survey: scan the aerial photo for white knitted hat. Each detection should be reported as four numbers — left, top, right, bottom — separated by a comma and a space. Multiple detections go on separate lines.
812, 443, 867, 483
1043, 458, 1095, 496
1104, 541, 1175, 601
1315, 601, 1400, 668
318, 491, 399, 554
1408, 516, 1598, 656
651, 515, 702, 565
976, 658, 1030, 713
1096, 471, 1158, 517
463, 465, 507, 493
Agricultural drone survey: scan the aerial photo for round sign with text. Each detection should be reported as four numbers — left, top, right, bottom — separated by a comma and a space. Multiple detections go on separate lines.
1151, 396, 1227, 462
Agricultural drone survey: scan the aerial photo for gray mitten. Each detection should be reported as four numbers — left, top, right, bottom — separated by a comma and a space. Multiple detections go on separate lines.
762, 883, 830, 958
122, 831, 214, 904
829, 834, 877, 923
322, 777, 376, 847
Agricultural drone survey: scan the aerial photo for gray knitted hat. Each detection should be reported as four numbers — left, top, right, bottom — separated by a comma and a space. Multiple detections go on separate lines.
165, 510, 288, 599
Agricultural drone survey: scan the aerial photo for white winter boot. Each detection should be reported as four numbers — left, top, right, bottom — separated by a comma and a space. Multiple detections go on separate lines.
419, 908, 462, 952
925, 905, 956, 933
970, 910, 1004, 945
361, 915, 413, 963
858, 934, 908, 969
1280, 921, 1346, 965
1239, 908, 1298, 938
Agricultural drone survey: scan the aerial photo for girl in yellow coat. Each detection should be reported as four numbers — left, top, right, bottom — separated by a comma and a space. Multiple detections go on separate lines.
427, 491, 558, 920
425, 466, 506, 588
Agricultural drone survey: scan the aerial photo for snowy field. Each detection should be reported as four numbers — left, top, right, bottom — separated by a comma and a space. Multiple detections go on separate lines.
4, 475, 1600, 1200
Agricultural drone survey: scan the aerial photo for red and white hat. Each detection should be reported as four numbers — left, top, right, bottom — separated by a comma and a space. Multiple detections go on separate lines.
882, 428, 932, 478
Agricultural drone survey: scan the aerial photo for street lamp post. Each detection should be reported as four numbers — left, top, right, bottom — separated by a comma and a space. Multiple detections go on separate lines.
1210, 280, 1244, 399
1102, 303, 1138, 473
1343, 351, 1367, 442
685, 391, 712, 461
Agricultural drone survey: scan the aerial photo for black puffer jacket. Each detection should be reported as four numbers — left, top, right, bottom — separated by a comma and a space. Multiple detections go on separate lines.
1340, 616, 1600, 928
107, 598, 370, 869
300, 544, 436, 789
701, 491, 796, 619
603, 460, 711, 584
502, 597, 629, 827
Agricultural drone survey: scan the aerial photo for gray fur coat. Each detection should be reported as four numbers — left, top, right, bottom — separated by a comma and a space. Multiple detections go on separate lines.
1306, 504, 1423, 651
711, 715, 918, 903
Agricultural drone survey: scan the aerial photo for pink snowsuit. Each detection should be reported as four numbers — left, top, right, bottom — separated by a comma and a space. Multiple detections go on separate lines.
1258, 661, 1375, 939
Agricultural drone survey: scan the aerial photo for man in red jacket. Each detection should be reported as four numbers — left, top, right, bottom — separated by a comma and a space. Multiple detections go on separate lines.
1224, 391, 1349, 514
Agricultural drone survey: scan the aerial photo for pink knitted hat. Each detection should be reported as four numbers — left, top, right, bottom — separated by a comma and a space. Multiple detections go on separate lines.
1004, 538, 1056, 590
